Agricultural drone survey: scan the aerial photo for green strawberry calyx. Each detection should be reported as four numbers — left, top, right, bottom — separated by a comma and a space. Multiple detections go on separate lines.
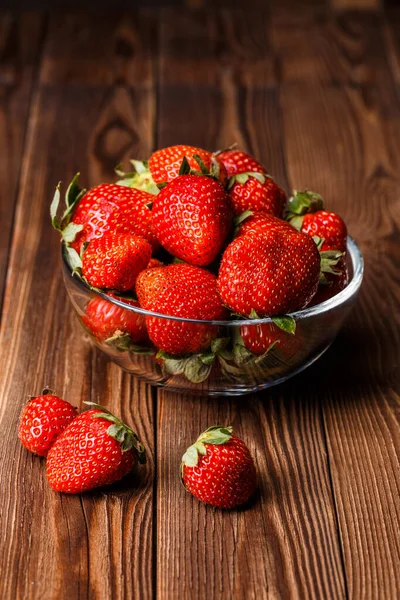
227, 171, 271, 190
104, 331, 155, 355
84, 401, 147, 463
319, 249, 344, 284
156, 337, 231, 384
182, 425, 233, 468
51, 173, 86, 244
177, 154, 223, 183
115, 160, 160, 195
285, 189, 324, 225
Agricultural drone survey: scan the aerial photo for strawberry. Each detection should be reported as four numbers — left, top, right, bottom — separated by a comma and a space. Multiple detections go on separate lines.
216, 149, 265, 178
228, 175, 286, 218
151, 175, 233, 267
300, 211, 347, 252
216, 149, 286, 217
117, 146, 228, 190
308, 259, 349, 306
46, 403, 146, 494
286, 190, 347, 252
51, 177, 159, 255
236, 211, 296, 238
240, 322, 302, 360
149, 145, 227, 185
18, 390, 78, 457
82, 233, 152, 291
181, 426, 257, 509
82, 293, 149, 345
136, 263, 228, 356
218, 228, 320, 317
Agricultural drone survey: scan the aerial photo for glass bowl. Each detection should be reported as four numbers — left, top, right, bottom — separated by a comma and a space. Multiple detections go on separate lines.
62, 237, 364, 396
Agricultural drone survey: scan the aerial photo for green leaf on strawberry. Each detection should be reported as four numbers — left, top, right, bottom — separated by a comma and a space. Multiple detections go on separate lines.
271, 315, 296, 334
182, 425, 233, 467
286, 189, 324, 219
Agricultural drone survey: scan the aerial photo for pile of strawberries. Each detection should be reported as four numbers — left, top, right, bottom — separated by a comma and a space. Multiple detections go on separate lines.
19, 390, 256, 507
52, 145, 348, 383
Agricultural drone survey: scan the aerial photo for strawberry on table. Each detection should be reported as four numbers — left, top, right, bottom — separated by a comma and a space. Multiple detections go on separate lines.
82, 293, 149, 345
46, 403, 146, 494
136, 263, 228, 357
181, 426, 257, 509
82, 233, 152, 291
18, 390, 78, 457
218, 227, 320, 317
51, 177, 159, 254
151, 175, 233, 267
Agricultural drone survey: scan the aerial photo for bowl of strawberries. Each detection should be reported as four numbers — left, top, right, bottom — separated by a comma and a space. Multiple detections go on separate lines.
53, 145, 364, 396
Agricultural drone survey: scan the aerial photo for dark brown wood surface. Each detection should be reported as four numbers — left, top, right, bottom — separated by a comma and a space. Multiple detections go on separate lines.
0, 2, 399, 599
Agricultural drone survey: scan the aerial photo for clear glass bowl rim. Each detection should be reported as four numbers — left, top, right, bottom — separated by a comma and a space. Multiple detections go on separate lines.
62, 236, 364, 326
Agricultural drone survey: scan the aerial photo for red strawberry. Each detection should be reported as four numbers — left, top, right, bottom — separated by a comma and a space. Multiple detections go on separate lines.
229, 175, 286, 218
216, 149, 265, 178
218, 228, 320, 317
82, 233, 152, 291
286, 190, 347, 252
82, 293, 149, 344
151, 175, 233, 267
300, 211, 347, 252
136, 263, 228, 356
181, 426, 257, 509
240, 322, 302, 360
308, 259, 349, 306
46, 403, 146, 494
58, 182, 159, 253
149, 145, 227, 185
18, 391, 77, 457
237, 211, 296, 238
147, 258, 164, 269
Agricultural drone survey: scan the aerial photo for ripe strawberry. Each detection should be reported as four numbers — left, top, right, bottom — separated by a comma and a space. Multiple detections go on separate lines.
149, 145, 227, 185
46, 403, 146, 494
240, 322, 302, 360
181, 426, 257, 509
308, 259, 349, 306
229, 175, 286, 218
237, 211, 296, 238
136, 263, 228, 355
300, 211, 347, 252
57, 181, 159, 253
286, 190, 347, 252
18, 391, 78, 457
151, 175, 233, 267
218, 228, 320, 317
82, 233, 152, 291
216, 149, 265, 178
147, 258, 164, 269
82, 293, 149, 344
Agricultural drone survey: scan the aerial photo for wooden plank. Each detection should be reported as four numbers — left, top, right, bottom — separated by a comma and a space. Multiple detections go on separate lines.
0, 11, 157, 600
0, 12, 44, 313
156, 8, 346, 598
272, 11, 392, 86
280, 81, 400, 598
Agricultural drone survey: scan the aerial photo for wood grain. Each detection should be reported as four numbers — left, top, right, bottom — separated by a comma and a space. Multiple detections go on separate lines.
0, 12, 157, 600
1, 2, 400, 599
280, 69, 400, 600
0, 12, 45, 313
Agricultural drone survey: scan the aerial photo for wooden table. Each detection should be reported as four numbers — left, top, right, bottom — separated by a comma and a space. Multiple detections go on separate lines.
1, 1, 399, 598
